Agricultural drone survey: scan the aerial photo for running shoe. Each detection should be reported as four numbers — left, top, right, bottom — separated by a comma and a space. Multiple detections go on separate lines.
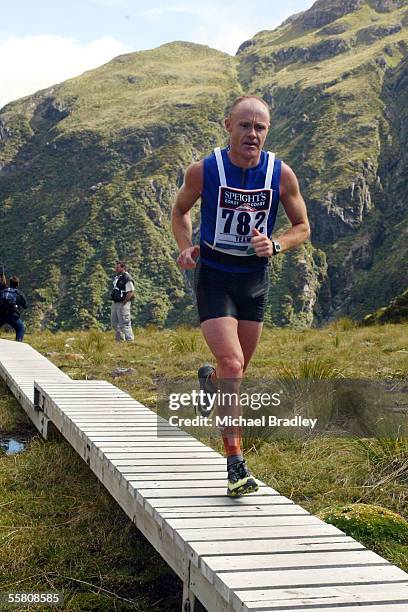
197, 363, 216, 416
227, 460, 259, 497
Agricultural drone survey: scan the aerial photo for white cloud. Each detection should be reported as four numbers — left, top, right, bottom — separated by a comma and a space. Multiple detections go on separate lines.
0, 34, 131, 109
193, 23, 253, 55
167, 3, 280, 55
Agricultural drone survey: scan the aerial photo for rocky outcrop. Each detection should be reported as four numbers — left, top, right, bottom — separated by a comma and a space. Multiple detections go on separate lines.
357, 23, 402, 44
298, 0, 364, 30
0, 118, 11, 142
319, 23, 349, 36
310, 170, 375, 243
37, 96, 72, 122
363, 289, 408, 324
273, 38, 350, 66
236, 39, 256, 54
373, 0, 406, 13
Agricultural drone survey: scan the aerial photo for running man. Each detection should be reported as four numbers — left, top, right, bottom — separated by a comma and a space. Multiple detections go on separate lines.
172, 95, 310, 496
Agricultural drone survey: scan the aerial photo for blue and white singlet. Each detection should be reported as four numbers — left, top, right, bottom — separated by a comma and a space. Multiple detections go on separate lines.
199, 147, 282, 273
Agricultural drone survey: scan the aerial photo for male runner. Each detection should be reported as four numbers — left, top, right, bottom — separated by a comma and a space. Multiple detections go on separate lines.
172, 95, 310, 496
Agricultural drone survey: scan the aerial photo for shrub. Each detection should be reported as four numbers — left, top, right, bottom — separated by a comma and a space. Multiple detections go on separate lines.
318, 503, 408, 547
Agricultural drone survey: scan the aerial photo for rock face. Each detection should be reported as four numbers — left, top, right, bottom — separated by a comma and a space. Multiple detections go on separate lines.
363, 289, 408, 325
374, 0, 406, 12
273, 38, 350, 65
298, 0, 364, 29
357, 23, 402, 44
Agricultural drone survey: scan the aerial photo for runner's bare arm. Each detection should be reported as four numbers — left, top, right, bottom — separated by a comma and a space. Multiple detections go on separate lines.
276, 162, 311, 250
251, 162, 310, 257
172, 161, 203, 269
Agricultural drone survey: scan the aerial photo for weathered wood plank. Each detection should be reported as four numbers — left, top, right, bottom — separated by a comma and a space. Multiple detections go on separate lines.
186, 537, 363, 566
215, 565, 406, 602
200, 549, 389, 584
232, 582, 408, 611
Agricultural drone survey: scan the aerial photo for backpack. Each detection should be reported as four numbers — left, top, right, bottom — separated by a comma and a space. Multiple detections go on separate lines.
110, 273, 132, 303
0, 288, 19, 315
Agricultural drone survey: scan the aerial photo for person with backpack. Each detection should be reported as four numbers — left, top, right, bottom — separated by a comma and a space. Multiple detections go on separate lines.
110, 261, 135, 342
0, 275, 27, 342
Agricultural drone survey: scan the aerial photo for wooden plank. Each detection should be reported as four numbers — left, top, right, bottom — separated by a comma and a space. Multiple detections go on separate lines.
186, 537, 363, 567
158, 495, 292, 509
102, 453, 220, 461
232, 582, 408, 611
137, 486, 277, 498
129, 480, 244, 490
215, 565, 407, 602
93, 441, 209, 448
174, 524, 344, 546
200, 549, 389, 584
88, 436, 192, 441
159, 507, 297, 518
147, 496, 298, 508
126, 473, 227, 481
164, 516, 320, 533
82, 428, 189, 435
264, 603, 408, 612
239, 604, 408, 612
96, 442, 212, 449
120, 465, 227, 474
109, 459, 226, 467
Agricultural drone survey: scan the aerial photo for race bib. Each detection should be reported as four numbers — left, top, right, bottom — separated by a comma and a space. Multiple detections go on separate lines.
213, 186, 273, 255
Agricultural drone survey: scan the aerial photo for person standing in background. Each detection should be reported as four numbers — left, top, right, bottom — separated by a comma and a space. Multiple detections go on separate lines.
110, 261, 135, 342
0, 275, 28, 342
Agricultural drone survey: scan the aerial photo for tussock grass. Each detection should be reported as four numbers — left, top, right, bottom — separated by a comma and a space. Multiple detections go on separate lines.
76, 329, 108, 366
326, 316, 359, 332
168, 328, 203, 355
354, 437, 408, 485
279, 356, 344, 379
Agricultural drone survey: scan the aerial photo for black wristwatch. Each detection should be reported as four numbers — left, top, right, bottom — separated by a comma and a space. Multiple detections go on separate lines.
272, 240, 282, 256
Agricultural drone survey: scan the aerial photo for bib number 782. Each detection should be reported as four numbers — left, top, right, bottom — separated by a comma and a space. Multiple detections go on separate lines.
222, 209, 266, 235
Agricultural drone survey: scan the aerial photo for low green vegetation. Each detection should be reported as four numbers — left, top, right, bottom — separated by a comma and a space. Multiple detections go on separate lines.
0, 322, 407, 608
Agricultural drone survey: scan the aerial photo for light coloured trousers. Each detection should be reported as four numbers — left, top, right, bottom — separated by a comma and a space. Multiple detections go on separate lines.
110, 301, 134, 342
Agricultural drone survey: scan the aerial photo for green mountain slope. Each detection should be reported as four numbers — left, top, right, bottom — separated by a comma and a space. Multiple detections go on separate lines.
238, 0, 408, 322
0, 44, 240, 329
1, 0, 407, 330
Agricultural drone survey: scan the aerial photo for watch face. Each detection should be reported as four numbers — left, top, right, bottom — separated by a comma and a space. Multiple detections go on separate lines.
274, 241, 282, 254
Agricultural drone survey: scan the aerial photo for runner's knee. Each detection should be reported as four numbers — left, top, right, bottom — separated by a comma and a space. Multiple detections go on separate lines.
216, 355, 244, 378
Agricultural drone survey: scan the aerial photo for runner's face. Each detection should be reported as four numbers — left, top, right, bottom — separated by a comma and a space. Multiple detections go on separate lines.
225, 101, 270, 162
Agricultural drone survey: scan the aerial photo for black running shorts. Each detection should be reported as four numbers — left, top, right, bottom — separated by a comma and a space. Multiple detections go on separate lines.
194, 261, 269, 324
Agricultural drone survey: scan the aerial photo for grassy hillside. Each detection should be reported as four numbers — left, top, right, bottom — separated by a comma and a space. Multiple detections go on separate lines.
0, 43, 239, 330
1, 0, 408, 330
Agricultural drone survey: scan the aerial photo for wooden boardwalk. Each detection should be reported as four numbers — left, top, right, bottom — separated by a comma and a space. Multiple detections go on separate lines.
1, 338, 408, 612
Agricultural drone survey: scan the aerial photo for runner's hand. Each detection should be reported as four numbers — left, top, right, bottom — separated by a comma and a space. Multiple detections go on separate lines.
177, 245, 200, 269
251, 228, 273, 257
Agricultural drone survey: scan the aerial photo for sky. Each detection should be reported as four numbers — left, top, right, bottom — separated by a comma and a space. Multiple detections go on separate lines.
0, 0, 315, 109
